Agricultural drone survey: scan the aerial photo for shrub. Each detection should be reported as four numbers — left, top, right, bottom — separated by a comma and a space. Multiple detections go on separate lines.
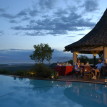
51, 69, 59, 79
0, 64, 57, 79
0, 69, 9, 74
14, 70, 28, 76
32, 64, 52, 78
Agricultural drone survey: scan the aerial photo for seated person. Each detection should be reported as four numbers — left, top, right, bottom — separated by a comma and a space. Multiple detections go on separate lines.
85, 62, 90, 66
93, 59, 103, 78
96, 59, 103, 70
101, 59, 107, 77
74, 63, 81, 78
77, 59, 81, 66
80, 62, 84, 66
82, 62, 91, 72
74, 59, 81, 71
75, 64, 80, 72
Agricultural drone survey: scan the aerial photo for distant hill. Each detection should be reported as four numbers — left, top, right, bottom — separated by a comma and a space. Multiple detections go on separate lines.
0, 49, 72, 64
52, 50, 72, 63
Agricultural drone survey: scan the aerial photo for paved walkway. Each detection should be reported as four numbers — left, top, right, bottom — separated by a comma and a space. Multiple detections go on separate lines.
57, 75, 107, 84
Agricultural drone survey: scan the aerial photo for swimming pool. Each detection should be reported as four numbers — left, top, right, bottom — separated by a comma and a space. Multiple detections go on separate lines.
0, 75, 107, 107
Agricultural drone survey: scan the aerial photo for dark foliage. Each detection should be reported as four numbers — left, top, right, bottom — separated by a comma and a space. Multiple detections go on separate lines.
30, 43, 53, 63
32, 64, 53, 78
0, 64, 58, 79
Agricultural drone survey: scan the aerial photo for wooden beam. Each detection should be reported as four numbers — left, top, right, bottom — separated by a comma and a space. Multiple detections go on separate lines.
73, 52, 78, 65
104, 47, 107, 59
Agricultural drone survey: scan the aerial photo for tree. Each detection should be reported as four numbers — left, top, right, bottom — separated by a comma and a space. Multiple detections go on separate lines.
30, 43, 54, 63
98, 51, 103, 60
78, 55, 89, 64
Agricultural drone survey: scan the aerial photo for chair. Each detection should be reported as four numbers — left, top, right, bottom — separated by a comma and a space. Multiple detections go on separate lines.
83, 66, 93, 80
95, 69, 100, 79
101, 66, 107, 77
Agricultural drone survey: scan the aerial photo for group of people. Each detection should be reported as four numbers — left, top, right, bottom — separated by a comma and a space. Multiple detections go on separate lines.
94, 59, 107, 78
74, 59, 107, 79
57, 62, 72, 66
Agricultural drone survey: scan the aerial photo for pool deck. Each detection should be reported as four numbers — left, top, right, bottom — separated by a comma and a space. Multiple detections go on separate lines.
57, 76, 107, 84
2, 74, 107, 85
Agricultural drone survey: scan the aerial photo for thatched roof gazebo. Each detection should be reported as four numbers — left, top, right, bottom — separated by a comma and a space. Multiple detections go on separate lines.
65, 9, 107, 65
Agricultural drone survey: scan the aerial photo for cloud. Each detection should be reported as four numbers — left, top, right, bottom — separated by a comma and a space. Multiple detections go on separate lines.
25, 31, 45, 36
0, 8, 37, 22
0, 31, 4, 36
9, 20, 18, 23
16, 10, 28, 17
0, 8, 5, 13
47, 30, 67, 35
38, 0, 56, 9
0, 0, 56, 20
0, 9, 29, 20
67, 36, 76, 37
78, 33, 85, 36
25, 30, 67, 36
0, 13, 16, 19
29, 9, 38, 17
0, 0, 97, 36
12, 9, 95, 36
55, 9, 68, 16
82, 0, 98, 12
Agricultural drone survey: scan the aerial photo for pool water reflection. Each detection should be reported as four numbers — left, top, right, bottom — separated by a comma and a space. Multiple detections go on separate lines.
0, 75, 107, 107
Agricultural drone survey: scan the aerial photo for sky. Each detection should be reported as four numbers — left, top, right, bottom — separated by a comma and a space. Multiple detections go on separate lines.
0, 0, 107, 51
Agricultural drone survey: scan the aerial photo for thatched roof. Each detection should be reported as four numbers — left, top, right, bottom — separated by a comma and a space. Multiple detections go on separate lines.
65, 9, 107, 53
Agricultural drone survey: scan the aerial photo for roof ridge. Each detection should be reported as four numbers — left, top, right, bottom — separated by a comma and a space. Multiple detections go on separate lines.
65, 9, 107, 51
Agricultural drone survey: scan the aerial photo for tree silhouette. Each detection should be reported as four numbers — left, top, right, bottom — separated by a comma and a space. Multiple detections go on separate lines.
30, 43, 54, 63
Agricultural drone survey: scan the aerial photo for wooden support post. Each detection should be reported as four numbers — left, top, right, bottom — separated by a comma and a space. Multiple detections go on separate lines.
104, 47, 107, 60
93, 53, 97, 67
93, 55, 96, 67
73, 52, 78, 65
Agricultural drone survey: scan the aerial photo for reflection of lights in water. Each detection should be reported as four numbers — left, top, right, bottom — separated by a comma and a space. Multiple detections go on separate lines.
89, 83, 92, 86
105, 85, 107, 87
65, 84, 72, 88
67, 85, 72, 88
56, 84, 59, 87
71, 84, 72, 87
51, 81, 54, 83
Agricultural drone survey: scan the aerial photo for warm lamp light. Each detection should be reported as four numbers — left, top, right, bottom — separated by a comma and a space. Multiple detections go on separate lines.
75, 52, 79, 55
93, 53, 97, 56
